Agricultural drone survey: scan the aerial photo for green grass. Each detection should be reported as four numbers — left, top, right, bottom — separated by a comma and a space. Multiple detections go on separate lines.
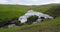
0, 17, 60, 32
0, 5, 33, 19
0, 4, 60, 32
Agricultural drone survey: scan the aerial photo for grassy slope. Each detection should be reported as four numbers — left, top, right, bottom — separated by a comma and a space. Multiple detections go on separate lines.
0, 5, 33, 19
0, 4, 60, 32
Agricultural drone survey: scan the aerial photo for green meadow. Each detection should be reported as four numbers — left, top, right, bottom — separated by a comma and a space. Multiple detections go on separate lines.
0, 4, 60, 32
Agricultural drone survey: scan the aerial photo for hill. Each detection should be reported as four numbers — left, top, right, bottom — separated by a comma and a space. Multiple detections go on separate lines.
0, 4, 60, 32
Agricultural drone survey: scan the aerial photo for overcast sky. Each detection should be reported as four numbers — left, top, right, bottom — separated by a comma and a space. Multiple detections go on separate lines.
0, 0, 60, 5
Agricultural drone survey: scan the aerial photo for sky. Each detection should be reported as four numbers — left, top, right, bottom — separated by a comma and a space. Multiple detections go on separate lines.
0, 0, 60, 5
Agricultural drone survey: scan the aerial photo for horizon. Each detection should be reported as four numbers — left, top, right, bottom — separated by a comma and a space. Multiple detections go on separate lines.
0, 0, 60, 5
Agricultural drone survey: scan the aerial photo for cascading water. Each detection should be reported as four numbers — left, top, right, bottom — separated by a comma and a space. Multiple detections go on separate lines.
18, 10, 53, 24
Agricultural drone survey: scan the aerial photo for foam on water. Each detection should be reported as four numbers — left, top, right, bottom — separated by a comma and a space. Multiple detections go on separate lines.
19, 10, 53, 24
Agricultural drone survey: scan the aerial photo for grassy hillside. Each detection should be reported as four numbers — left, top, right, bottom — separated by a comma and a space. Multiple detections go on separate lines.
0, 5, 34, 26
0, 5, 33, 19
0, 4, 60, 32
